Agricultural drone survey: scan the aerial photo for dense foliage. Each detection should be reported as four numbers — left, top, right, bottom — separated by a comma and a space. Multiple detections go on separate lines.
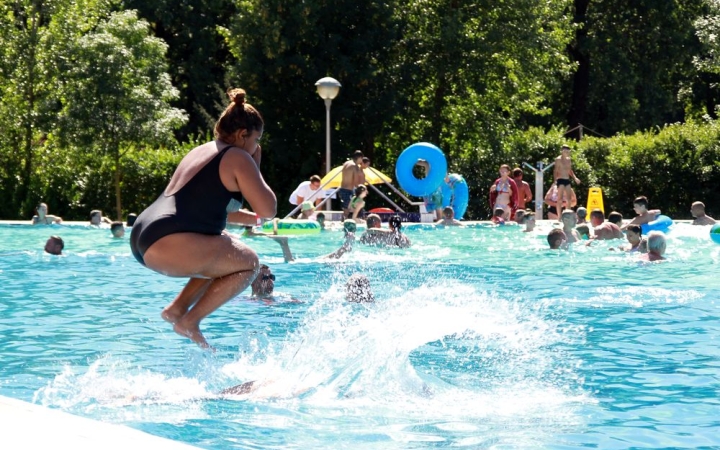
0, 0, 718, 221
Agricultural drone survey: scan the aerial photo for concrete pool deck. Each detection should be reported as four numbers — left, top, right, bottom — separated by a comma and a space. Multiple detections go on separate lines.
0, 396, 200, 449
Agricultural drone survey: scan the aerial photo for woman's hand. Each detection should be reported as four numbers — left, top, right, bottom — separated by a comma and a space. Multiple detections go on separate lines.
252, 144, 262, 167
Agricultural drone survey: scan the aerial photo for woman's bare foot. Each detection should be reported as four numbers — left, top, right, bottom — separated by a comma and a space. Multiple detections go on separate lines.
173, 321, 212, 349
161, 306, 186, 324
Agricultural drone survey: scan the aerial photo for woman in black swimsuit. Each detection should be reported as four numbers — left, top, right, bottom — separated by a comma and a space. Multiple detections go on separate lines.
130, 88, 276, 348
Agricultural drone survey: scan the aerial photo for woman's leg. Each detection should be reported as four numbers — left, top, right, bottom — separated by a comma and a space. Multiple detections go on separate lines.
143, 232, 260, 347
161, 278, 212, 323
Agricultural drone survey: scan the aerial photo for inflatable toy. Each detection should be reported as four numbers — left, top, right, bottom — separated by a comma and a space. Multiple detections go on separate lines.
710, 223, 720, 244
261, 219, 321, 235
441, 174, 468, 219
641, 215, 673, 234
395, 143, 447, 197
368, 207, 394, 214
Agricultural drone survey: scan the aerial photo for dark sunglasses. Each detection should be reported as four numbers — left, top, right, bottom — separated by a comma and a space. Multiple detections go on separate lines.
262, 274, 276, 281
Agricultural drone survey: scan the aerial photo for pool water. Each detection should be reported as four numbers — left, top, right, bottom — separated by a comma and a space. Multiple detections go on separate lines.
1, 222, 719, 449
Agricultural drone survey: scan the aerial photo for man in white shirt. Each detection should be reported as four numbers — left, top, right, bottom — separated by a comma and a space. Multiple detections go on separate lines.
289, 175, 326, 206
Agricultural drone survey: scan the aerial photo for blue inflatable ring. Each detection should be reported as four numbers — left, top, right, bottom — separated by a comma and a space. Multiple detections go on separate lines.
441, 174, 468, 219
641, 215, 673, 234
395, 142, 447, 197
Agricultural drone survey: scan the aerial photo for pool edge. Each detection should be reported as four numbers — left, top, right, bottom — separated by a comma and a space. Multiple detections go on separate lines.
0, 395, 200, 449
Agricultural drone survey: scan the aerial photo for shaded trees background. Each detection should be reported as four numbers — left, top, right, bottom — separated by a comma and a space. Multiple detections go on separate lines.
1, 0, 719, 220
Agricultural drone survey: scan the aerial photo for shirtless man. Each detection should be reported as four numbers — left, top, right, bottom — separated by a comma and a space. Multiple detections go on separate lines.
553, 145, 581, 221
622, 196, 660, 230
589, 209, 623, 240
691, 201, 716, 225
435, 206, 462, 226
512, 168, 533, 211
339, 150, 366, 217
640, 231, 667, 262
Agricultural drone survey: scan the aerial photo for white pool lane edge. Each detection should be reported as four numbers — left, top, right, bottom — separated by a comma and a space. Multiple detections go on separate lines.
0, 395, 200, 449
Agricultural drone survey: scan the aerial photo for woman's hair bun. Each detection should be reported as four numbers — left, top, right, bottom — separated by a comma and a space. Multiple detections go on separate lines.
227, 88, 246, 105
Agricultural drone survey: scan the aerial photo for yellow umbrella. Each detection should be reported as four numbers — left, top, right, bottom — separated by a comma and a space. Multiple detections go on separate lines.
320, 165, 393, 189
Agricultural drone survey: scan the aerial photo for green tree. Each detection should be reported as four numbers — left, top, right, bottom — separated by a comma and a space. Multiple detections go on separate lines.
223, 0, 403, 214
562, 0, 708, 137
57, 9, 187, 219
0, 0, 62, 217
122, 0, 237, 137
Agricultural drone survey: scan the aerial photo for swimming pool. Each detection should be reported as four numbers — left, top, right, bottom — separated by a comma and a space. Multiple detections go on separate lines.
1, 222, 719, 448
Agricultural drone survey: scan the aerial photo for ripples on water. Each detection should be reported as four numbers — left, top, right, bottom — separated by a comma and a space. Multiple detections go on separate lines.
1, 223, 719, 449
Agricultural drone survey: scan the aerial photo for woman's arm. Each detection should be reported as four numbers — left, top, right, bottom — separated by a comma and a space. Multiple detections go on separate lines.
224, 150, 277, 219
227, 209, 258, 226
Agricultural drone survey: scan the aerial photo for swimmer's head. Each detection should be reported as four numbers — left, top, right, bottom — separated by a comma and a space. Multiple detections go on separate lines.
251, 264, 275, 296
366, 214, 382, 229
110, 221, 125, 238
625, 224, 642, 245
44, 235, 64, 255
646, 230, 667, 255
343, 220, 357, 234
345, 274, 375, 303
389, 215, 402, 231
547, 229, 566, 249
576, 206, 587, 220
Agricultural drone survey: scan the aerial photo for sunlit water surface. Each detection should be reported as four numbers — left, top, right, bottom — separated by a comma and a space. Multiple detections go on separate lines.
1, 222, 719, 449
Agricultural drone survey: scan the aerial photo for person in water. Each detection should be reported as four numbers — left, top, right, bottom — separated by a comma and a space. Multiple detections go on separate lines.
130, 88, 276, 348
32, 202, 63, 225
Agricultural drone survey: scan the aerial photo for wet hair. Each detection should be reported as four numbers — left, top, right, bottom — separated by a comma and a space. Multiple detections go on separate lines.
51, 235, 64, 250
646, 231, 666, 254
354, 185, 367, 196
633, 196, 649, 208
343, 219, 357, 234
576, 207, 587, 219
315, 212, 325, 221
626, 224, 642, 235
126, 213, 137, 227
561, 209, 575, 220
389, 215, 402, 230
607, 211, 623, 226
576, 224, 590, 238
214, 88, 264, 141
443, 206, 454, 218
512, 168, 523, 177
309, 175, 321, 183
525, 211, 535, 220
366, 213, 382, 228
515, 209, 526, 223
90, 210, 102, 219
110, 221, 124, 232
362, 157, 370, 164
590, 209, 605, 220
346, 274, 375, 303
547, 229, 566, 249
352, 150, 364, 161
493, 207, 505, 217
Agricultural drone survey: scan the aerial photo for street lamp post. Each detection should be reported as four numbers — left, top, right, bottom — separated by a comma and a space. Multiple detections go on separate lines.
315, 77, 342, 176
